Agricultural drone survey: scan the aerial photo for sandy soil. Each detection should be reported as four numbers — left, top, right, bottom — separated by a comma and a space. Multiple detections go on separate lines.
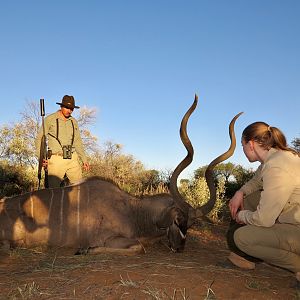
0, 222, 298, 300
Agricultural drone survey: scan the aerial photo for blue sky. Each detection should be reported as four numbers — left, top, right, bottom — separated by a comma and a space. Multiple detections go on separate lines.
0, 1, 299, 178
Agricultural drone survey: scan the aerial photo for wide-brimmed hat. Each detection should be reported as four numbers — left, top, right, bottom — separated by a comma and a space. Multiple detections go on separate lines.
56, 95, 80, 109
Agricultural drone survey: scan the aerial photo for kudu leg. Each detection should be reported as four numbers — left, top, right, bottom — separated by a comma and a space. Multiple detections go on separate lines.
78, 237, 145, 256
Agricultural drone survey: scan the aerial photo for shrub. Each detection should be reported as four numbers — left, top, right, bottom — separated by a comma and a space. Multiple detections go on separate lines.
180, 177, 226, 223
0, 161, 36, 197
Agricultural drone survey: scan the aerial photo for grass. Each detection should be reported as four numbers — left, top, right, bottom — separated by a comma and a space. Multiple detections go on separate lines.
0, 222, 292, 300
245, 278, 273, 292
8, 281, 45, 299
119, 274, 140, 288
117, 274, 193, 300
245, 279, 262, 290
203, 280, 216, 300
142, 286, 190, 300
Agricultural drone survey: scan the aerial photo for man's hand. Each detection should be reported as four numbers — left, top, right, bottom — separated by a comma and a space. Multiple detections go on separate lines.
229, 190, 244, 219
83, 162, 90, 172
42, 159, 48, 169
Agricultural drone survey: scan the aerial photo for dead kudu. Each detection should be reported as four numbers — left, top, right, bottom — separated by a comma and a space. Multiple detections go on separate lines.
0, 97, 242, 255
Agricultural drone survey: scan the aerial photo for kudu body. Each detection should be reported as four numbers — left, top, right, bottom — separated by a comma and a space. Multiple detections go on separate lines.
0, 96, 242, 255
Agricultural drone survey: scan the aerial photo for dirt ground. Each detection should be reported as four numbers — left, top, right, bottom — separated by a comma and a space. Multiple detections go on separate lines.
0, 221, 299, 300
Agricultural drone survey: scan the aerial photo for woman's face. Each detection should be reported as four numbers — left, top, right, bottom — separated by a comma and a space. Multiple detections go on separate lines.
242, 139, 257, 162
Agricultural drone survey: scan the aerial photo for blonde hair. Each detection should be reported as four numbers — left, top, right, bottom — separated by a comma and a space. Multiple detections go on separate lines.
242, 122, 299, 156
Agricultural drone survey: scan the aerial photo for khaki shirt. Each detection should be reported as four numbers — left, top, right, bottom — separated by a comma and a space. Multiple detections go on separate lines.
238, 148, 300, 227
35, 111, 87, 164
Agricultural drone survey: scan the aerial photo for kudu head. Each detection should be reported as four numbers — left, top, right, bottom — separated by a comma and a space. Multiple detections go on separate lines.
156, 205, 187, 252
166, 94, 243, 252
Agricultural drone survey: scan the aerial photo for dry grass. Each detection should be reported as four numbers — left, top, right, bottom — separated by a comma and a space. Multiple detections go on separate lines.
117, 273, 193, 300
7, 281, 46, 299
0, 222, 296, 300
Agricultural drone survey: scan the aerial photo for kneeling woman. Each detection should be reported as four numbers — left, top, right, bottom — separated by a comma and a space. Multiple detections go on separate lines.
227, 121, 300, 283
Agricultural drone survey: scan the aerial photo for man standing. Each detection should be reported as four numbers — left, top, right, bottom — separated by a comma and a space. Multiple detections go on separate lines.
36, 95, 90, 188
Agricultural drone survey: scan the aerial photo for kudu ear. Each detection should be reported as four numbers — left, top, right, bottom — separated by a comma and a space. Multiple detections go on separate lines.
156, 207, 184, 229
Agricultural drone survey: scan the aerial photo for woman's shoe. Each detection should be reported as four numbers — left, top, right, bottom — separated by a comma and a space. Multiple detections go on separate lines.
227, 252, 256, 270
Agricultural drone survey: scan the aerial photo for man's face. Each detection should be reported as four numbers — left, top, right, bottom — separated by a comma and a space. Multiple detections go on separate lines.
61, 106, 74, 118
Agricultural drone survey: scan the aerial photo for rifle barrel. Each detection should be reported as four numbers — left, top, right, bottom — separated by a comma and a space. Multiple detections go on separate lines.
40, 98, 45, 117
38, 98, 48, 189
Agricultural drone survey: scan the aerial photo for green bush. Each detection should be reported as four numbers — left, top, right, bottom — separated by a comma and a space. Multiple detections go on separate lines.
0, 161, 37, 197
180, 177, 226, 223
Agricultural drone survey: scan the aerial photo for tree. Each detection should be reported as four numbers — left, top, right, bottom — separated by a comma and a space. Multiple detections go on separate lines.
6, 122, 37, 167
0, 126, 13, 159
0, 121, 37, 167
75, 105, 99, 154
0, 160, 36, 197
194, 162, 235, 184
232, 164, 256, 186
193, 165, 206, 179
214, 162, 235, 184
193, 162, 256, 199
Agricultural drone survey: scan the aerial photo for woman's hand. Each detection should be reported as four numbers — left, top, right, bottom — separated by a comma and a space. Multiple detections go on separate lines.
235, 211, 245, 224
229, 190, 244, 219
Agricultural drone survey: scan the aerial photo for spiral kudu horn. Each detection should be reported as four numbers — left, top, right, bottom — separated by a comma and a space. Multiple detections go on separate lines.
189, 111, 243, 222
169, 94, 198, 216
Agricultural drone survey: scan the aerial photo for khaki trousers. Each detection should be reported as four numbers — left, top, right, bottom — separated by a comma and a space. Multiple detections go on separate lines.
48, 152, 82, 188
234, 191, 300, 273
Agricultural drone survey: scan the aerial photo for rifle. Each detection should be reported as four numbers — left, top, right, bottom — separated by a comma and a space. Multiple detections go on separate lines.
38, 98, 49, 189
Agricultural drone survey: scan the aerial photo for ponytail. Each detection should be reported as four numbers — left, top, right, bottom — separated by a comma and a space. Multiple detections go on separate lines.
242, 122, 299, 156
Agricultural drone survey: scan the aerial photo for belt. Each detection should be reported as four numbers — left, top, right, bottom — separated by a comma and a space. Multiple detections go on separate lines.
48, 150, 75, 158
52, 152, 64, 156
50, 152, 75, 156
